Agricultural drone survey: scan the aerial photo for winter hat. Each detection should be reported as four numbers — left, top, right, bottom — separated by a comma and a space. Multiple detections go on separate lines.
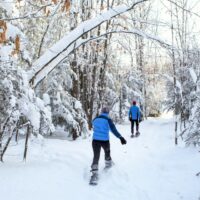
132, 100, 136, 105
101, 107, 110, 113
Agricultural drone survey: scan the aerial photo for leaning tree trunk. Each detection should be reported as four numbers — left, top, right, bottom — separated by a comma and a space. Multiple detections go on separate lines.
23, 124, 31, 161
1, 120, 17, 162
170, 2, 178, 145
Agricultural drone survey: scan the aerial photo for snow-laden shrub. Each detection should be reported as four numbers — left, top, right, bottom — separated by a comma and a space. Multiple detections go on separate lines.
185, 80, 200, 146
42, 63, 89, 140
51, 91, 88, 139
0, 63, 55, 161
0, 65, 55, 132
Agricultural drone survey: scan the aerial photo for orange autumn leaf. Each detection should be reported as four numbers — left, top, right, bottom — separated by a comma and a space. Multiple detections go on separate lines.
62, 0, 70, 12
15, 35, 20, 53
52, 0, 57, 4
0, 20, 7, 44
11, 35, 20, 55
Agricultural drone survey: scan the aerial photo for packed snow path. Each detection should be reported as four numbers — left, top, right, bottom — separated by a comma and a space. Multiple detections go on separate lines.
1, 118, 200, 200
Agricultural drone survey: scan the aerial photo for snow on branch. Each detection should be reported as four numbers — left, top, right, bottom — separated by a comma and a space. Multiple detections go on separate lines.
29, 28, 171, 88
189, 68, 197, 84
90, 30, 172, 49
1, 3, 53, 21
27, 0, 148, 87
65, 29, 172, 64
161, 74, 182, 94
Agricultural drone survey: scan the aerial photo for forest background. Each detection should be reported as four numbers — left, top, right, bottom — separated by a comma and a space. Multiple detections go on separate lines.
1, 0, 200, 161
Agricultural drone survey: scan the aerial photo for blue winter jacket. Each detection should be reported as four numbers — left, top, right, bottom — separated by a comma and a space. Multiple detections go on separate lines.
128, 105, 140, 120
92, 113, 122, 141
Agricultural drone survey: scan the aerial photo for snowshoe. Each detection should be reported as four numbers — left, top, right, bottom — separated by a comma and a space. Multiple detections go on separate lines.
135, 131, 140, 137
104, 160, 114, 171
89, 171, 98, 185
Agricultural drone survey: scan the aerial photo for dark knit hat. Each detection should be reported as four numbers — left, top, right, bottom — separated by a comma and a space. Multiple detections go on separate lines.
101, 107, 110, 113
132, 100, 136, 105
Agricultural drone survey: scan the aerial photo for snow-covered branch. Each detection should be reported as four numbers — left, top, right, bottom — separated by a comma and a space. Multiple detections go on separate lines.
27, 0, 149, 87
161, 74, 182, 94
189, 68, 197, 84
1, 3, 53, 21
91, 30, 172, 49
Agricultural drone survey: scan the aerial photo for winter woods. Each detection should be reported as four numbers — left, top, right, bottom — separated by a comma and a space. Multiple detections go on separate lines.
1, 0, 200, 161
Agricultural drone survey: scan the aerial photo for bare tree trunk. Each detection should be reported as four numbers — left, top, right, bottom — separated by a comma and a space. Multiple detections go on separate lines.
170, 2, 178, 145
132, 3, 150, 119
0, 112, 15, 162
88, 53, 98, 129
80, 0, 93, 128
71, 57, 80, 99
1, 121, 17, 162
23, 124, 31, 161
15, 121, 19, 143
97, 0, 113, 111
70, 1, 79, 100
38, 23, 50, 58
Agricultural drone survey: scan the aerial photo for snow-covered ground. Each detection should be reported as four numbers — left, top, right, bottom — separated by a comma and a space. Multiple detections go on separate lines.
1, 117, 200, 200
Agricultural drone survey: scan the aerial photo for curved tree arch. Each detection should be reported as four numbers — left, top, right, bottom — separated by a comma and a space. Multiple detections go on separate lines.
28, 0, 149, 87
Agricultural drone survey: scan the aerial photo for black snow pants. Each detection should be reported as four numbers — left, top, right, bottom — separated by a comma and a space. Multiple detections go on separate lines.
91, 140, 111, 170
131, 119, 139, 134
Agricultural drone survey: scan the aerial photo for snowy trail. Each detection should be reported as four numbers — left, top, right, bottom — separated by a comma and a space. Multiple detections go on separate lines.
1, 118, 200, 200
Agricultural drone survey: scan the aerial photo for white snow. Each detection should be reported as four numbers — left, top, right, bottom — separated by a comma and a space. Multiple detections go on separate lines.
0, 45, 12, 61
189, 68, 197, 83
0, 1, 14, 16
43, 93, 50, 105
162, 74, 183, 94
74, 100, 82, 110
0, 117, 200, 200
6, 23, 23, 39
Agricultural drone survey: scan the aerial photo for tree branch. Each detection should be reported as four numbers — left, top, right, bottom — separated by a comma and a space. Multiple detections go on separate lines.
2, 3, 54, 21
30, 28, 173, 88
27, 0, 149, 88
167, 0, 200, 18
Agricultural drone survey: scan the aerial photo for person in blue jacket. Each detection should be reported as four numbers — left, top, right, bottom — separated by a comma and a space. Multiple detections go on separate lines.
91, 107, 127, 174
128, 100, 140, 137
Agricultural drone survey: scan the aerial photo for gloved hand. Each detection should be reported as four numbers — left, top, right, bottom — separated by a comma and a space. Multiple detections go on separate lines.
120, 137, 127, 145
129, 117, 131, 122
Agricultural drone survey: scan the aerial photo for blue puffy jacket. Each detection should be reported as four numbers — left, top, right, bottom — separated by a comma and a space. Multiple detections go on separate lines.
128, 105, 140, 120
92, 113, 122, 141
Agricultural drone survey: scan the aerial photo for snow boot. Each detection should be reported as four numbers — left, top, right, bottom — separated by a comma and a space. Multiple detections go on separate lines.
104, 160, 114, 170
89, 164, 98, 185
136, 131, 140, 137
89, 170, 98, 185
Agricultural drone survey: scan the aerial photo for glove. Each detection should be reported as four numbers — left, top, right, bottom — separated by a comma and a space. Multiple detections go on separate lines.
129, 117, 131, 122
120, 137, 127, 145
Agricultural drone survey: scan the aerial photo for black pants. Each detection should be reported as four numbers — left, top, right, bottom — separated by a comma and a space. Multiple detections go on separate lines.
131, 119, 139, 134
91, 140, 111, 168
